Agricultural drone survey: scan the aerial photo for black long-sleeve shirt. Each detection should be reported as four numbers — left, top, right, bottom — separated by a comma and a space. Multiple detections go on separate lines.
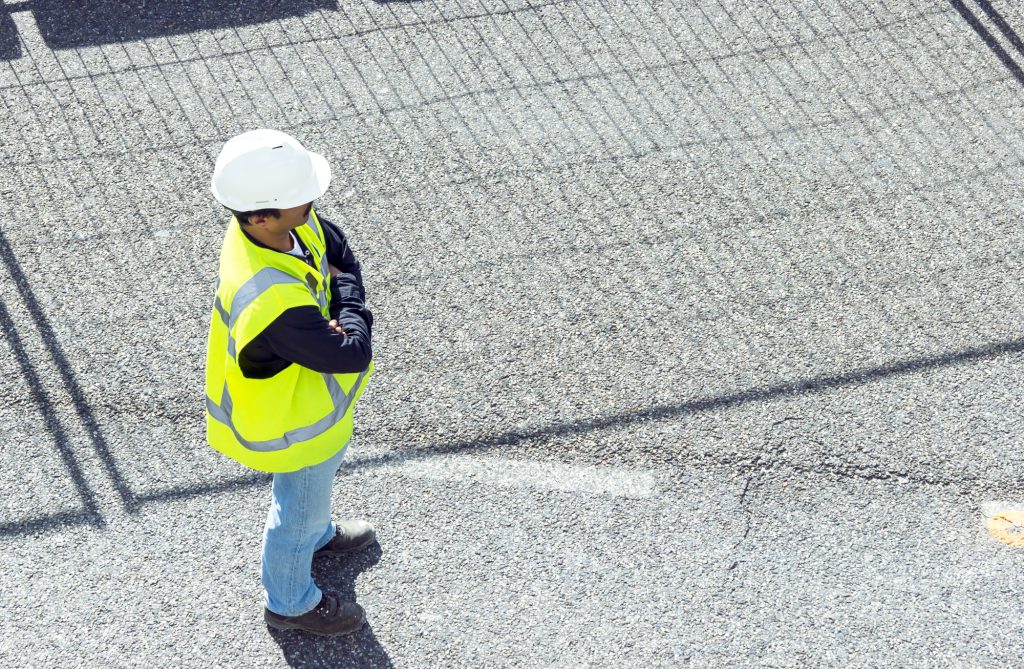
238, 215, 373, 379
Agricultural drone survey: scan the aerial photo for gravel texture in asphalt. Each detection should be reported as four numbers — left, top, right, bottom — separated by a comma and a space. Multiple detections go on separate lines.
2, 0, 1024, 667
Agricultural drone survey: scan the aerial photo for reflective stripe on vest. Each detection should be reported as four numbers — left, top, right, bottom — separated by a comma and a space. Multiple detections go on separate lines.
303, 217, 332, 312
215, 267, 310, 361
206, 368, 368, 452
307, 216, 324, 243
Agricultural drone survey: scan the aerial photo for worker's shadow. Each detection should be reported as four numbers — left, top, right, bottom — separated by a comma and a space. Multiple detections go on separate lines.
268, 542, 393, 668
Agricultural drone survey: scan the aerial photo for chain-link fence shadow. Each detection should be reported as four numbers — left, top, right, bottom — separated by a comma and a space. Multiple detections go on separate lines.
2, 0, 1024, 534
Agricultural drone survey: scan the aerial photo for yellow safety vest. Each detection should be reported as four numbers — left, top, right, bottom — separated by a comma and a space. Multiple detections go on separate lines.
204, 209, 373, 473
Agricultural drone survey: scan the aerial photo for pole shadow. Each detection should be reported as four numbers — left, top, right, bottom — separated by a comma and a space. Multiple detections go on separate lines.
334, 338, 1024, 493
0, 229, 133, 537
0, 508, 98, 540
950, 0, 1024, 85
268, 542, 393, 668
0, 295, 102, 537
970, 0, 1024, 59
133, 333, 1024, 511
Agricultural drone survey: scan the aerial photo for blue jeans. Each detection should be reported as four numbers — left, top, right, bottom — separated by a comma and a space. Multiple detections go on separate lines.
261, 446, 347, 616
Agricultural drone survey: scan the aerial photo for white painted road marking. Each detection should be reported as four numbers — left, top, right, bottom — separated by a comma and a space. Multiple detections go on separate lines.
367, 454, 658, 498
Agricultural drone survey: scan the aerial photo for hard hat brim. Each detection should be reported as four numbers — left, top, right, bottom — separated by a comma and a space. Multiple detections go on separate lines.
282, 149, 331, 209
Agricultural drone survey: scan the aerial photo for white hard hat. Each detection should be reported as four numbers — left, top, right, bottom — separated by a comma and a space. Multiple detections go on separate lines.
210, 129, 331, 211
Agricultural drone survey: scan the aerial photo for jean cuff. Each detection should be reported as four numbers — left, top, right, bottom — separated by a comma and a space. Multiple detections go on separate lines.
273, 585, 323, 618
314, 520, 338, 551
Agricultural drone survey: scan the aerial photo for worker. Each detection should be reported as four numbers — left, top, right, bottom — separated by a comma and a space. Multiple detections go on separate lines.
205, 129, 375, 636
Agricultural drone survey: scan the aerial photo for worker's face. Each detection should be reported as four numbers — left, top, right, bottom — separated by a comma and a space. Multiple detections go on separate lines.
248, 202, 313, 232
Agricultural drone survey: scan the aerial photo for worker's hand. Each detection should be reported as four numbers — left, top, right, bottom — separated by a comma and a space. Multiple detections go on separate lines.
327, 319, 347, 336
329, 263, 342, 277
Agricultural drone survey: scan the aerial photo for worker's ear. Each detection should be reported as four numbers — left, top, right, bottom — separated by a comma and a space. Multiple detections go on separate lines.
248, 213, 270, 227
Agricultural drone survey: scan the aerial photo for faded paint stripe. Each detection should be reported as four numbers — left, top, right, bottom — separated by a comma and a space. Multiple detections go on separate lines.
376, 455, 657, 498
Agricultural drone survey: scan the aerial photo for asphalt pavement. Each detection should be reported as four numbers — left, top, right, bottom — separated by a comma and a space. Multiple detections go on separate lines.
2, 0, 1024, 667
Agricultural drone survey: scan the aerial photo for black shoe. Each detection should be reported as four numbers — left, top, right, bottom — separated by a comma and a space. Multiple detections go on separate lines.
264, 592, 365, 636
314, 520, 376, 557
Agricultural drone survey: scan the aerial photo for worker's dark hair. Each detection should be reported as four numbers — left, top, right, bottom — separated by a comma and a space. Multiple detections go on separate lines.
229, 208, 281, 225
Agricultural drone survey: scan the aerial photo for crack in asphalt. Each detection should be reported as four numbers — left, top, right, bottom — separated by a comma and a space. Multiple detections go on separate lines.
722, 417, 798, 592
727, 475, 754, 574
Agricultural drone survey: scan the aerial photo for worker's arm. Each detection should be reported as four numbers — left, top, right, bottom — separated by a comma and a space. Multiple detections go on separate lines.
317, 215, 370, 323
328, 267, 373, 327
318, 215, 365, 300
239, 299, 372, 377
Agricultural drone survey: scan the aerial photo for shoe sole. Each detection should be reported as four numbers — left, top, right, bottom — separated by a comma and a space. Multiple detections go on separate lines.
265, 609, 367, 636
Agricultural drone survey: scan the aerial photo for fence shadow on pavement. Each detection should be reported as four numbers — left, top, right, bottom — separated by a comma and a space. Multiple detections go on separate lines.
0, 229, 134, 538
0, 4, 19, 60
5, 0, 1024, 534
269, 542, 393, 669
18, 0, 339, 52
